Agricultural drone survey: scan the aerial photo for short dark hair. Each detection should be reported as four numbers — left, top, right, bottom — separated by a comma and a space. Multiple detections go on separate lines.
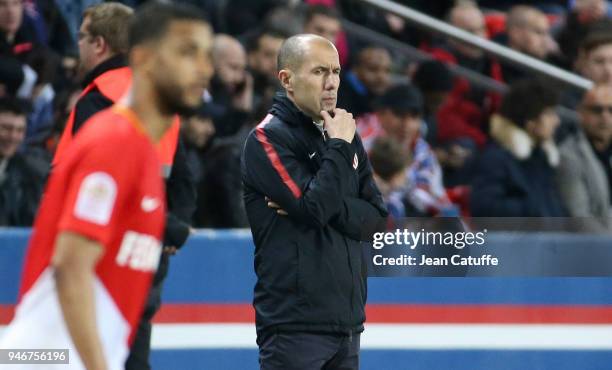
0, 97, 26, 117
351, 45, 389, 68
369, 136, 411, 181
245, 27, 289, 54
499, 79, 558, 128
128, 2, 209, 50
304, 5, 340, 25
374, 83, 423, 116
580, 30, 612, 55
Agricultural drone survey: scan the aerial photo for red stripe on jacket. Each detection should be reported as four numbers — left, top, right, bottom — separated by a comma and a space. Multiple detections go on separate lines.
255, 114, 303, 198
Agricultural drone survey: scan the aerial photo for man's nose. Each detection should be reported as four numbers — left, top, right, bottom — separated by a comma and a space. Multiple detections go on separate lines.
324, 74, 339, 90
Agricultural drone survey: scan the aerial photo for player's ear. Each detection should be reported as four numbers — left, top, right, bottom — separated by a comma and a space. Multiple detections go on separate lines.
278, 69, 293, 93
130, 45, 153, 71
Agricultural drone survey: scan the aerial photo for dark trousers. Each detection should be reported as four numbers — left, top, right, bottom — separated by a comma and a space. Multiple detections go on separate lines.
125, 253, 170, 370
258, 331, 360, 370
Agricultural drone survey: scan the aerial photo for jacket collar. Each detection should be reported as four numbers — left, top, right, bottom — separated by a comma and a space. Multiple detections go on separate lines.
81, 54, 128, 88
269, 92, 315, 128
490, 114, 559, 167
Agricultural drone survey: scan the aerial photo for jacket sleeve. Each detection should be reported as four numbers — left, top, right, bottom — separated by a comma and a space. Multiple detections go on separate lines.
163, 137, 196, 248
330, 134, 388, 241
556, 148, 591, 217
242, 124, 355, 228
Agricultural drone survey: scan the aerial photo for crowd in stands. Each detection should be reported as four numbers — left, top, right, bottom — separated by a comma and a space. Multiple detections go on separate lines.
1, 0, 611, 229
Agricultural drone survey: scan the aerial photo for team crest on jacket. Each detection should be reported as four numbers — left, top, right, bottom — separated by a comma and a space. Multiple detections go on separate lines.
353, 153, 358, 170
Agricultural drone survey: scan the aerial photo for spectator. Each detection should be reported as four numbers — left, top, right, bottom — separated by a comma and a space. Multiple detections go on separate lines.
210, 34, 253, 137
369, 136, 424, 224
557, 0, 610, 69
560, 30, 612, 114
357, 83, 456, 216
302, 3, 352, 67
0, 97, 48, 226
52, 1, 133, 163
471, 80, 565, 217
245, 27, 286, 119
0, 0, 38, 101
23, 47, 58, 146
501, 5, 558, 83
557, 85, 612, 224
577, 31, 612, 86
428, 2, 501, 151
181, 104, 216, 186
446, 1, 488, 64
0, 0, 39, 61
337, 45, 392, 117
411, 59, 453, 145
303, 4, 341, 44
182, 102, 249, 228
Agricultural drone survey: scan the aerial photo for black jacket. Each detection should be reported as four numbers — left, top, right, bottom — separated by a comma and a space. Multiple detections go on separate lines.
0, 152, 49, 226
72, 55, 126, 134
241, 94, 388, 337
470, 115, 566, 217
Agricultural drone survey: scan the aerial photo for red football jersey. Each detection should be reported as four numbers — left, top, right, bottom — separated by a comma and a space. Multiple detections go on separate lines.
0, 106, 166, 370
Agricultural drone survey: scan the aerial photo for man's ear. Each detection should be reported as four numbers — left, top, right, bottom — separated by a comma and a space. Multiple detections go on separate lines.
130, 45, 153, 72
93, 35, 108, 57
278, 69, 293, 93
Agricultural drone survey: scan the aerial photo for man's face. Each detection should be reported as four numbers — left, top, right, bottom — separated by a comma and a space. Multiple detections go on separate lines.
249, 34, 284, 81
575, 0, 607, 22
183, 115, 215, 148
581, 44, 612, 84
0, 0, 22, 36
353, 48, 391, 96
149, 21, 214, 116
214, 45, 247, 93
0, 111, 25, 159
580, 87, 612, 144
511, 13, 552, 59
284, 40, 340, 120
527, 107, 559, 143
449, 7, 487, 59
304, 14, 341, 43
77, 16, 99, 75
377, 109, 421, 144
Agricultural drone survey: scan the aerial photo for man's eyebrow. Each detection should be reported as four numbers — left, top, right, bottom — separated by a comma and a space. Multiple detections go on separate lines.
311, 65, 341, 71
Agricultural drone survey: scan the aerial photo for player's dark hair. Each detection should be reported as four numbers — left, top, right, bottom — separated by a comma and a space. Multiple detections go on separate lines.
499, 79, 559, 128
128, 1, 209, 50
0, 97, 26, 117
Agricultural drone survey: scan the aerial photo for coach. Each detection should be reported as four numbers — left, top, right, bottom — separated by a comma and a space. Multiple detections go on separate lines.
241, 34, 388, 370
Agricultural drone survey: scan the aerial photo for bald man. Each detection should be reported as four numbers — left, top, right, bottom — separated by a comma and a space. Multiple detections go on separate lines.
500, 5, 557, 84
212, 34, 249, 95
209, 33, 253, 136
506, 6, 555, 60
557, 85, 612, 225
448, 2, 487, 60
241, 34, 387, 370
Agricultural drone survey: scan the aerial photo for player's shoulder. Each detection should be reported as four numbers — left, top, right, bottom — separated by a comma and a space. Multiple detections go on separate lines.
77, 107, 150, 150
